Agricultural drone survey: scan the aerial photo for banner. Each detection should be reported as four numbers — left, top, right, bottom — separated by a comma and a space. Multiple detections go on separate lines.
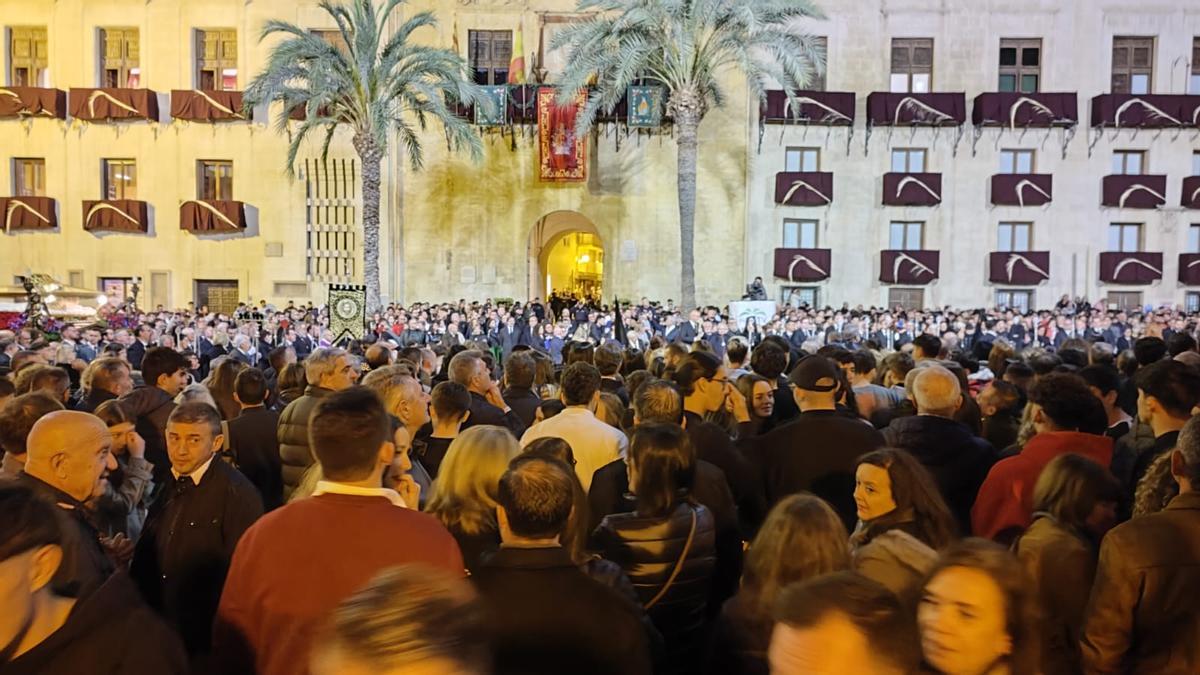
729, 301, 777, 332
328, 284, 367, 343
627, 85, 664, 128
475, 85, 507, 126
538, 87, 587, 182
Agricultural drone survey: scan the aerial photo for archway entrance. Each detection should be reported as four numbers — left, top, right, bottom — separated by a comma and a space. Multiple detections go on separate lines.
528, 211, 605, 301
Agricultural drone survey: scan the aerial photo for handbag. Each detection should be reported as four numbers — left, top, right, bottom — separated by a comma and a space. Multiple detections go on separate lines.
645, 505, 698, 610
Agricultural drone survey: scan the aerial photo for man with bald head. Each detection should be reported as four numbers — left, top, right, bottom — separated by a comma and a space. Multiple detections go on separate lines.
18, 410, 118, 596
882, 365, 996, 534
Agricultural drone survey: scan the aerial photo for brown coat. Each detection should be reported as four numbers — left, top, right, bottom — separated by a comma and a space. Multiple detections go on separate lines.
1081, 491, 1200, 674
1016, 516, 1097, 675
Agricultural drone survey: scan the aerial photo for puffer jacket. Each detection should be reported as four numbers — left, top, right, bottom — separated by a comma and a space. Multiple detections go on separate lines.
276, 385, 333, 499
852, 528, 938, 597
593, 502, 716, 675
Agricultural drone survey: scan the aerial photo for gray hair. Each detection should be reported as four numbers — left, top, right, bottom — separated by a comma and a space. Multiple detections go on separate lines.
305, 348, 348, 384
1175, 414, 1200, 486
361, 365, 419, 410
448, 350, 484, 387
232, 334, 251, 349
912, 365, 961, 415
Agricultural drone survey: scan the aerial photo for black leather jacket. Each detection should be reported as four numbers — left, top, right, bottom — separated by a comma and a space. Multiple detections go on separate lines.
593, 502, 716, 675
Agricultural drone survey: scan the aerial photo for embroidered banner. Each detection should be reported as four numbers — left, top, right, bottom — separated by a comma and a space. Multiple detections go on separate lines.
538, 87, 587, 182
475, 85, 507, 126
628, 85, 664, 128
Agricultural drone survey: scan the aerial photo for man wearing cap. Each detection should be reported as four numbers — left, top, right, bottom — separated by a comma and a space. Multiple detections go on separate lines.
743, 355, 885, 531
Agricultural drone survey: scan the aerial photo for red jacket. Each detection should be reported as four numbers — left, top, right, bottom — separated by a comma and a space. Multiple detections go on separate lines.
971, 431, 1113, 540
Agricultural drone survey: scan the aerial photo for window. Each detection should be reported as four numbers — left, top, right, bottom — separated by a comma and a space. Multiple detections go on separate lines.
13, 158, 45, 196
782, 287, 819, 308
998, 222, 1032, 251
1107, 291, 1143, 311
1112, 36, 1153, 94
888, 288, 925, 311
1108, 223, 1142, 252
1191, 38, 1200, 94
468, 30, 512, 85
891, 148, 927, 173
1189, 224, 1200, 253
785, 147, 820, 172
99, 277, 133, 305
1187, 292, 1200, 313
196, 30, 237, 90
9, 27, 49, 86
311, 29, 349, 53
999, 149, 1035, 174
996, 290, 1033, 313
998, 38, 1041, 93
889, 221, 923, 250
890, 38, 933, 93
99, 28, 139, 88
102, 159, 137, 199
808, 36, 828, 91
1112, 150, 1145, 175
198, 160, 233, 200
783, 219, 818, 248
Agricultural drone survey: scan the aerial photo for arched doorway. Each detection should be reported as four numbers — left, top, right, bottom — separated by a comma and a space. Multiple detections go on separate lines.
528, 211, 605, 300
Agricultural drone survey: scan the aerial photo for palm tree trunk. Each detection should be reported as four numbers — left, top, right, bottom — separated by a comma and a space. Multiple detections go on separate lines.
354, 135, 384, 314
673, 88, 702, 310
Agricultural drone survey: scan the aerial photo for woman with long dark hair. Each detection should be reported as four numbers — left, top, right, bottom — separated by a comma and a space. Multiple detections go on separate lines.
592, 423, 716, 675
1015, 453, 1120, 674
918, 539, 1039, 675
706, 494, 849, 675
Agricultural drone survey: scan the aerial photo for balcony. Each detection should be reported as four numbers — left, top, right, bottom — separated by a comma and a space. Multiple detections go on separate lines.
774, 172, 833, 206
1090, 94, 1200, 129
773, 248, 832, 282
866, 92, 965, 127
880, 250, 939, 284
68, 88, 159, 122
883, 172, 942, 206
972, 92, 1078, 128
1099, 252, 1162, 284
180, 200, 246, 233
1101, 175, 1167, 209
761, 90, 855, 126
988, 251, 1050, 284
1, 196, 57, 231
83, 199, 149, 234
1182, 176, 1200, 209
990, 174, 1052, 206
0, 87, 66, 119
171, 90, 247, 122
1180, 254, 1200, 285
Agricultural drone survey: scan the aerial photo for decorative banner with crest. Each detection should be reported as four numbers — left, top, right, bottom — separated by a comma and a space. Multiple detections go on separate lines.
628, 85, 664, 128
475, 85, 508, 126
538, 87, 587, 182
328, 284, 367, 344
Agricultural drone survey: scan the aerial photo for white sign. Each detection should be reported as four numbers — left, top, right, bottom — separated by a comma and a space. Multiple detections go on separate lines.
728, 301, 777, 330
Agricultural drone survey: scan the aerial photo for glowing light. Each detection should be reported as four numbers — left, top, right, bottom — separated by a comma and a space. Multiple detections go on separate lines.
578, 254, 590, 264
44, 294, 57, 303
96, 295, 109, 305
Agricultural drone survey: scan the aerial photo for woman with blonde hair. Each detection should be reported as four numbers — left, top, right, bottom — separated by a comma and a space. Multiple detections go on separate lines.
425, 425, 521, 574
706, 494, 850, 675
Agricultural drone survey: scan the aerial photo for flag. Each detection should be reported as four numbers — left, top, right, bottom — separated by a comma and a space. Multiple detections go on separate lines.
451, 14, 459, 55
508, 19, 525, 84
613, 297, 627, 347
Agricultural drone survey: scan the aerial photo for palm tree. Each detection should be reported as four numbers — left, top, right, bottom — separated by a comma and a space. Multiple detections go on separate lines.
245, 0, 485, 312
553, 0, 826, 309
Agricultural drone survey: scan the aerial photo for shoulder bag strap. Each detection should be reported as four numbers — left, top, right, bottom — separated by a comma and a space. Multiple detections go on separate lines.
645, 505, 699, 610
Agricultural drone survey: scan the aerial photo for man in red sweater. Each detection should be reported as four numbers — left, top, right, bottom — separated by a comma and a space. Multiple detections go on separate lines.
213, 386, 463, 675
972, 373, 1113, 542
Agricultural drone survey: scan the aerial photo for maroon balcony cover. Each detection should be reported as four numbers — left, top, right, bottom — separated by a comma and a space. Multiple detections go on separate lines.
990, 174, 1052, 206
1, 196, 57, 231
83, 199, 149, 233
69, 88, 158, 121
761, 90, 855, 125
180, 200, 246, 233
773, 248, 832, 282
1099, 252, 1163, 285
774, 172, 834, 206
883, 173, 942, 206
867, 92, 965, 126
170, 90, 246, 122
0, 87, 66, 119
1101, 175, 1167, 209
971, 92, 1078, 127
988, 251, 1051, 284
1090, 94, 1200, 128
880, 250, 940, 284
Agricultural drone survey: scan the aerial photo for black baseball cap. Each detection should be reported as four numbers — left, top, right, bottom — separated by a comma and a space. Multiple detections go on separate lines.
788, 356, 840, 392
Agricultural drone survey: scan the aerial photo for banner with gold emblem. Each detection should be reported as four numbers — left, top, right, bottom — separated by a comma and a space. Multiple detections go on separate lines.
538, 87, 587, 182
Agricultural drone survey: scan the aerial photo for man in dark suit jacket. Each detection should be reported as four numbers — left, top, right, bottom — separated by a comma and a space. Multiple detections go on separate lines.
495, 317, 522, 358
744, 356, 885, 530
451, 350, 527, 438
475, 456, 652, 675
131, 403, 263, 661
127, 324, 153, 371
501, 351, 542, 430
225, 369, 284, 510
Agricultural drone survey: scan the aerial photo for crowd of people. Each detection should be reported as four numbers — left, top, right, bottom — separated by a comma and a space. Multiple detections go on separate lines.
1, 290, 1199, 674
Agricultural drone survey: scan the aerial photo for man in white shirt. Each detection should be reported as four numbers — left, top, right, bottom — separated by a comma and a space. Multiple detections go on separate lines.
520, 362, 627, 491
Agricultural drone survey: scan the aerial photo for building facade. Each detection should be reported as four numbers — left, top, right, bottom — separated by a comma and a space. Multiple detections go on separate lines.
2, 0, 1199, 312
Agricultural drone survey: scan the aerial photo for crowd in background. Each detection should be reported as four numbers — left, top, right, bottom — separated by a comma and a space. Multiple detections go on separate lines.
1, 289, 1199, 675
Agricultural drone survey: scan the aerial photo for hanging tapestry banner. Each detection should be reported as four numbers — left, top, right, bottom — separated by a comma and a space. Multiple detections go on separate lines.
627, 85, 664, 128
538, 87, 587, 182
328, 284, 367, 344
475, 85, 508, 126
